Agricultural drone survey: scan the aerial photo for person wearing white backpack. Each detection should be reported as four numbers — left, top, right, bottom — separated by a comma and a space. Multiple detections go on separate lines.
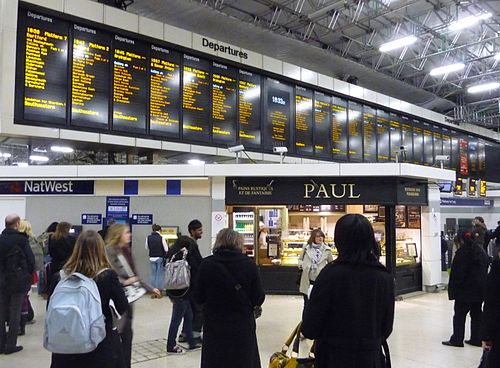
45, 230, 128, 368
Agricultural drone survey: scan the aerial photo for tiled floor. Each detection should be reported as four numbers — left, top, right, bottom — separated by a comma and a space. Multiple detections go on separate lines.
0, 282, 485, 368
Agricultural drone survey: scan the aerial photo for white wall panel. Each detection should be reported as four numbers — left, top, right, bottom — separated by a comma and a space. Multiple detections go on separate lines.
99, 133, 135, 146
0, 165, 78, 178
64, 0, 103, 23
317, 74, 333, 90
103, 5, 138, 33
301, 68, 317, 85
241, 49, 262, 69
333, 79, 349, 96
25, 0, 63, 11
191, 145, 217, 155
136, 138, 161, 149
340, 163, 399, 176
0, 198, 26, 231
163, 23, 191, 48
283, 62, 300, 80
162, 141, 190, 152
192, 33, 217, 56
263, 56, 282, 75
216, 42, 241, 63
138, 16, 163, 40
349, 84, 364, 99
59, 129, 99, 143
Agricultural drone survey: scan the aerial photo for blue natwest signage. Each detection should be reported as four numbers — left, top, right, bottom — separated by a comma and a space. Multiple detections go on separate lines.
0, 180, 94, 195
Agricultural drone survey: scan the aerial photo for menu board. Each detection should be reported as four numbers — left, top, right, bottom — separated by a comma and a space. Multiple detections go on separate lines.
412, 121, 423, 165
468, 137, 478, 176
459, 137, 469, 176
264, 78, 292, 150
423, 123, 433, 166
362, 105, 377, 162
331, 97, 348, 161
401, 116, 413, 163
112, 35, 147, 134
211, 62, 237, 145
348, 102, 362, 162
238, 70, 261, 148
71, 24, 110, 128
433, 126, 443, 156
376, 110, 390, 162
478, 141, 486, 177
294, 86, 313, 155
20, 9, 69, 124
442, 128, 451, 169
182, 54, 210, 142
314, 91, 331, 158
389, 113, 401, 162
149, 45, 181, 137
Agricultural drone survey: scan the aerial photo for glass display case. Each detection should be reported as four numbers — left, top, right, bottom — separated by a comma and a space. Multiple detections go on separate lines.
233, 211, 255, 257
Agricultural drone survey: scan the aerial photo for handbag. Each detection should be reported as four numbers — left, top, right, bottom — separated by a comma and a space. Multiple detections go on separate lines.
269, 323, 315, 368
164, 248, 191, 290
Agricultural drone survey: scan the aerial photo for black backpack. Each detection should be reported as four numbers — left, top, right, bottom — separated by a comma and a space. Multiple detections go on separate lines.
5, 245, 31, 293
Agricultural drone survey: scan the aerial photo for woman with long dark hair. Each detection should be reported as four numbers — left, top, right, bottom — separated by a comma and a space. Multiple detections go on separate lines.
302, 214, 394, 368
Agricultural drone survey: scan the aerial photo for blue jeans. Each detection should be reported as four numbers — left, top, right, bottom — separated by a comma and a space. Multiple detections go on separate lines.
149, 258, 165, 290
167, 298, 194, 350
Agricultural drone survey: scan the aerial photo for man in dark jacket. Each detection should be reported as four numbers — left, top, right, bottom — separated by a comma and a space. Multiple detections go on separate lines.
443, 230, 489, 347
0, 214, 35, 354
472, 216, 487, 252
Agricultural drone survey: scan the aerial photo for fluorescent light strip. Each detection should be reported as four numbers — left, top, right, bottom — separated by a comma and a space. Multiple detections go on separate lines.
51, 145, 74, 153
448, 12, 492, 31
379, 35, 417, 52
467, 82, 500, 94
187, 159, 205, 166
29, 155, 49, 162
429, 63, 465, 76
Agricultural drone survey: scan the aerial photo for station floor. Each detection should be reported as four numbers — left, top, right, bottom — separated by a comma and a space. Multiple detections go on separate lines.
1, 278, 486, 368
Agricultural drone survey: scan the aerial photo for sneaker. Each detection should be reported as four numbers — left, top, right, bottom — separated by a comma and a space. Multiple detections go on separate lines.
166, 345, 185, 355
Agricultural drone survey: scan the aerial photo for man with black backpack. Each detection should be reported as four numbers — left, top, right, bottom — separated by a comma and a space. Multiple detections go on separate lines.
0, 214, 34, 354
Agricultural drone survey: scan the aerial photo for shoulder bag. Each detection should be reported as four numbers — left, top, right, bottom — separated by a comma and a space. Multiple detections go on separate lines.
269, 322, 315, 368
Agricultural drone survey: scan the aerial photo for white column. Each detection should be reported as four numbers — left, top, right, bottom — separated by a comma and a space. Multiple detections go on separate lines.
210, 176, 227, 251
421, 184, 442, 290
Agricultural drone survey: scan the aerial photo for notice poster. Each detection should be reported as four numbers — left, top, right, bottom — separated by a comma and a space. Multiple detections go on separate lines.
389, 113, 401, 162
442, 128, 451, 169
362, 105, 376, 162
332, 97, 348, 161
112, 35, 147, 134
238, 69, 261, 148
71, 24, 110, 128
314, 91, 331, 158
401, 116, 413, 163
348, 102, 362, 162
423, 123, 434, 166
294, 86, 313, 155
459, 137, 469, 176
149, 45, 181, 138
20, 9, 69, 124
263, 78, 292, 151
182, 54, 210, 142
376, 110, 390, 162
212, 62, 237, 145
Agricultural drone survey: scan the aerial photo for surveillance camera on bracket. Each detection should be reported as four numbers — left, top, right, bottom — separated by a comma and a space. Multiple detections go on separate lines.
228, 144, 245, 153
273, 147, 288, 153
435, 155, 450, 161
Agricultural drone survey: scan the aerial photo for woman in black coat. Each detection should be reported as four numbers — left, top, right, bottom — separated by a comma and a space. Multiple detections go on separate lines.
442, 230, 489, 347
48, 222, 76, 274
194, 228, 265, 368
301, 214, 395, 368
481, 259, 500, 366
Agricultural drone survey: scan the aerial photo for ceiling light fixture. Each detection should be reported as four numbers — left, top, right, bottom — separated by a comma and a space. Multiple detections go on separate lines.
14, 162, 28, 167
429, 63, 465, 76
467, 82, 500, 94
187, 159, 205, 166
51, 145, 74, 153
448, 12, 492, 32
379, 35, 418, 52
29, 155, 49, 162
0, 153, 12, 158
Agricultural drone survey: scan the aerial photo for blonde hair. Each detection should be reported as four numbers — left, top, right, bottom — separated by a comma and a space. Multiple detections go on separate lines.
105, 223, 129, 247
63, 230, 111, 278
213, 228, 244, 252
53, 221, 71, 240
19, 219, 34, 237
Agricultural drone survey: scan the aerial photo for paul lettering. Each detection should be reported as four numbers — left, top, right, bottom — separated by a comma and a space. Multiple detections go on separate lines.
348, 184, 361, 198
304, 183, 361, 199
304, 184, 315, 198
316, 184, 330, 198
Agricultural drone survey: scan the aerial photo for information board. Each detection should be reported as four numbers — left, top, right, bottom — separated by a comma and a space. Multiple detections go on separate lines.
294, 86, 313, 155
331, 97, 348, 161
442, 128, 451, 169
412, 121, 423, 165
149, 45, 181, 137
314, 91, 331, 158
401, 116, 413, 163
459, 137, 469, 176
468, 137, 478, 176
264, 78, 292, 150
433, 126, 443, 157
348, 102, 362, 162
423, 123, 434, 166
182, 54, 210, 142
389, 113, 401, 162
376, 110, 390, 162
211, 62, 237, 145
362, 105, 377, 162
478, 141, 486, 177
238, 69, 261, 148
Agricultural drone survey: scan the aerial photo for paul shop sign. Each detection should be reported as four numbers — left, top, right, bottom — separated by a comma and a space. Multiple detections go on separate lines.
0, 180, 94, 195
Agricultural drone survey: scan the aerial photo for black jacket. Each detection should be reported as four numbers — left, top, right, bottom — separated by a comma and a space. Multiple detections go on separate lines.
194, 249, 265, 368
448, 244, 489, 302
165, 237, 202, 297
301, 260, 394, 368
146, 232, 166, 258
48, 235, 76, 274
480, 260, 500, 367
0, 228, 35, 292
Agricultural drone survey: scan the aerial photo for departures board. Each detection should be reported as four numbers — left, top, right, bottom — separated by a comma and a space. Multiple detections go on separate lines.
14, 4, 497, 180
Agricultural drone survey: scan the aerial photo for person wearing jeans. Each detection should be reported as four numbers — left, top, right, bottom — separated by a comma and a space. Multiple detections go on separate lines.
166, 296, 199, 354
145, 224, 168, 295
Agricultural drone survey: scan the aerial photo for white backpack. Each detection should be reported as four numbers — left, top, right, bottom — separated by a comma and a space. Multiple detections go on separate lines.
43, 272, 106, 354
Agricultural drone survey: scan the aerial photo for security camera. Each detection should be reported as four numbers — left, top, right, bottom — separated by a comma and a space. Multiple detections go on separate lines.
435, 155, 450, 161
228, 144, 245, 153
273, 147, 288, 153
399, 146, 406, 151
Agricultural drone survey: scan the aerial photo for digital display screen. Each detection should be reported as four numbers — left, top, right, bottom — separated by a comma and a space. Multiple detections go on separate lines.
468, 138, 478, 176
211, 62, 237, 145
149, 45, 181, 138
294, 86, 313, 155
478, 141, 486, 177
433, 126, 443, 157
314, 91, 331, 158
182, 54, 210, 142
451, 132, 459, 172
401, 116, 413, 163
389, 113, 401, 162
71, 24, 110, 129
459, 137, 468, 176
423, 123, 433, 166
264, 78, 292, 150
412, 122, 423, 165
363, 105, 377, 162
442, 128, 451, 169
21, 9, 69, 124
377, 110, 390, 162
332, 97, 348, 161
112, 35, 147, 134
238, 69, 261, 148
348, 102, 362, 162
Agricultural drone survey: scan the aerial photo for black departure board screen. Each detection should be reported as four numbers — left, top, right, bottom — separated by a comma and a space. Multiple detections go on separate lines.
71, 24, 110, 128
212, 62, 237, 145
459, 137, 469, 176
478, 141, 486, 177
363, 105, 376, 162
442, 128, 451, 169
20, 9, 69, 124
400, 116, 412, 163
182, 54, 210, 142
149, 45, 181, 138
295, 86, 313, 155
451, 132, 459, 172
423, 123, 433, 166
264, 78, 292, 150
412, 122, 424, 165
377, 110, 390, 162
238, 70, 261, 148
389, 113, 401, 162
112, 35, 147, 134
348, 102, 362, 162
468, 138, 478, 176
433, 126, 443, 156
332, 97, 348, 161
314, 91, 331, 158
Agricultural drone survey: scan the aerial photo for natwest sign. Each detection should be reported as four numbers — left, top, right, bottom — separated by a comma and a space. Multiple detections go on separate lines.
0, 180, 94, 195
